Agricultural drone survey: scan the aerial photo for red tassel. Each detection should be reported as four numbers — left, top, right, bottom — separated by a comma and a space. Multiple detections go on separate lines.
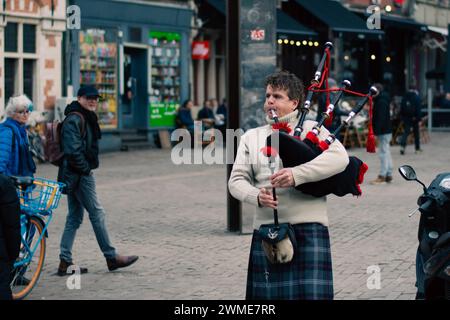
319, 140, 329, 151
324, 111, 333, 127
366, 133, 376, 153
260, 146, 279, 158
357, 162, 369, 184
272, 122, 292, 134
305, 131, 320, 145
355, 162, 369, 197
366, 97, 376, 153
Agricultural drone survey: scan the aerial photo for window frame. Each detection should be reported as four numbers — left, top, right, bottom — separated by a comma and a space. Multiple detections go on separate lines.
3, 18, 39, 109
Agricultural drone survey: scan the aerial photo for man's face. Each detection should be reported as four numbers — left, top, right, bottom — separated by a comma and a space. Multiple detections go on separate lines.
264, 85, 298, 119
78, 95, 99, 112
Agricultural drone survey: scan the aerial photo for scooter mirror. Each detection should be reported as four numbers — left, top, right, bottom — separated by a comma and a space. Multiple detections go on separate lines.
399, 165, 417, 181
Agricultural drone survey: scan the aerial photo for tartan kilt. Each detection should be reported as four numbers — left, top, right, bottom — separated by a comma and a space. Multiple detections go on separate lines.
246, 222, 334, 300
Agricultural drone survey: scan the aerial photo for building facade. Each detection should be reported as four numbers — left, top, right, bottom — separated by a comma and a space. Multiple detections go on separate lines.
0, 0, 66, 115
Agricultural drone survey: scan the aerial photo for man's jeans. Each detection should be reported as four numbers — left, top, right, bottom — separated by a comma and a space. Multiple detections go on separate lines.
377, 133, 393, 177
60, 173, 116, 262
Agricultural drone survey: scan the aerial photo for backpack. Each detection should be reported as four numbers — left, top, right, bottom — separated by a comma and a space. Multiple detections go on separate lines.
44, 112, 85, 166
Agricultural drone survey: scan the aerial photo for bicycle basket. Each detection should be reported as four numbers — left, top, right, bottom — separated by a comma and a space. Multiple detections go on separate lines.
18, 178, 65, 214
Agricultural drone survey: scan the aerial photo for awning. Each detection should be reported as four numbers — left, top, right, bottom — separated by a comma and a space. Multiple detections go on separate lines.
205, 0, 317, 38
277, 10, 317, 38
294, 0, 384, 38
377, 14, 428, 32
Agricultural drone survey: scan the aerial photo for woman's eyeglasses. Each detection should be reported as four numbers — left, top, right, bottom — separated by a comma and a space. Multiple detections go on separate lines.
16, 109, 31, 115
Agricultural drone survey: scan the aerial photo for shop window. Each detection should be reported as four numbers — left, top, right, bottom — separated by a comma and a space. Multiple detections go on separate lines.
5, 22, 18, 52
149, 31, 181, 128
23, 24, 37, 53
23, 60, 35, 101
5, 59, 17, 101
79, 28, 118, 129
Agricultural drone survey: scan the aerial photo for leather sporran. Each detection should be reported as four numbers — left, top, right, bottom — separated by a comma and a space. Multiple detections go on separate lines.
257, 223, 297, 264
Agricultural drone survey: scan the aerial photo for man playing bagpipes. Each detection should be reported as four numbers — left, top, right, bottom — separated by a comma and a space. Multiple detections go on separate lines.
228, 39, 380, 299
228, 70, 349, 300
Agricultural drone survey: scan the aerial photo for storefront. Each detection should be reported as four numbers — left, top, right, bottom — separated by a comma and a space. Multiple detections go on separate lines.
282, 0, 385, 92
67, 0, 192, 151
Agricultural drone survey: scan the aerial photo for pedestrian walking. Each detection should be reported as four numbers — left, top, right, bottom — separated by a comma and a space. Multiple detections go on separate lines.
399, 86, 422, 155
57, 85, 138, 276
370, 83, 394, 185
228, 71, 349, 300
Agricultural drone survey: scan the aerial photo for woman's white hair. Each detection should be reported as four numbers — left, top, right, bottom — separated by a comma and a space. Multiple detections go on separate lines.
5, 94, 33, 118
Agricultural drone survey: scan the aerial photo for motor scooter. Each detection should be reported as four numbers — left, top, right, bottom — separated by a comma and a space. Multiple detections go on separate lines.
399, 165, 450, 299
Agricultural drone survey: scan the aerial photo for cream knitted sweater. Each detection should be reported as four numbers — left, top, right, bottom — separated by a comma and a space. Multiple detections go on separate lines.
228, 110, 349, 230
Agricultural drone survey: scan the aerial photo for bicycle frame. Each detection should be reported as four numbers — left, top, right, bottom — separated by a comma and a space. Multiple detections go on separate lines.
13, 210, 53, 270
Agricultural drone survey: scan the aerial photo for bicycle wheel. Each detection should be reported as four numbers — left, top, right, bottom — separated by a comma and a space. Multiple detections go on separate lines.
11, 216, 46, 300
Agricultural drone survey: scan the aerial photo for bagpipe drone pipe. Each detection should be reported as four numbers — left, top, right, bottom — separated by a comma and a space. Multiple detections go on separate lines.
264, 42, 378, 198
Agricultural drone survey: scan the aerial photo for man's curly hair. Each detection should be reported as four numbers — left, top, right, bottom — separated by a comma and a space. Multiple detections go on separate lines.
264, 71, 305, 108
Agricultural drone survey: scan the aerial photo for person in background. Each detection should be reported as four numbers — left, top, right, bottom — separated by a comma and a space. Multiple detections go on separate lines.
214, 98, 227, 138
197, 99, 215, 131
399, 86, 422, 155
370, 83, 394, 185
0, 94, 36, 178
176, 99, 195, 133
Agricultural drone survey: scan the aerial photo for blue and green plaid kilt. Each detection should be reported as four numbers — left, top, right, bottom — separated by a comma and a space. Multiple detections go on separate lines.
246, 222, 334, 300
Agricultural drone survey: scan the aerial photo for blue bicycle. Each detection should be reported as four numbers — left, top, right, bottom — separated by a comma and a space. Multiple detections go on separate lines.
9, 176, 64, 300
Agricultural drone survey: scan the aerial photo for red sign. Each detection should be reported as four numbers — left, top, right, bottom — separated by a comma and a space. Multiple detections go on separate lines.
250, 29, 265, 41
192, 41, 210, 60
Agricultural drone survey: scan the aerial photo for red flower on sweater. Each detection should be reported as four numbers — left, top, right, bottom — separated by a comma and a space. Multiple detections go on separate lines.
271, 122, 292, 134
260, 146, 279, 158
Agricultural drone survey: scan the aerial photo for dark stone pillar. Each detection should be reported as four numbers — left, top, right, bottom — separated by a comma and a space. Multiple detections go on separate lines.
240, 0, 277, 131
226, 0, 277, 232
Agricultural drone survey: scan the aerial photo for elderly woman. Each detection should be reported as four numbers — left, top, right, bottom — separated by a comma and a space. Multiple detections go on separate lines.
0, 94, 36, 177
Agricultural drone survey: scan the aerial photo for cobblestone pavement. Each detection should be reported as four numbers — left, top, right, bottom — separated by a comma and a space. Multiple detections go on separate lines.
25, 132, 450, 300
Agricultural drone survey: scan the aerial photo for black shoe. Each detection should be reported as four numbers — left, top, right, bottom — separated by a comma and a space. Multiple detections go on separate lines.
57, 259, 88, 276
106, 255, 139, 271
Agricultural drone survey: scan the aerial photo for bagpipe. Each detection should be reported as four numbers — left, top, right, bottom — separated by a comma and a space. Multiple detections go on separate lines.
264, 42, 378, 198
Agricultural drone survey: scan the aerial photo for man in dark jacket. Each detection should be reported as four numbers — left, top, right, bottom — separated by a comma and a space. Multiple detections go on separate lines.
370, 83, 394, 184
57, 86, 138, 276
400, 86, 422, 155
0, 174, 21, 300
